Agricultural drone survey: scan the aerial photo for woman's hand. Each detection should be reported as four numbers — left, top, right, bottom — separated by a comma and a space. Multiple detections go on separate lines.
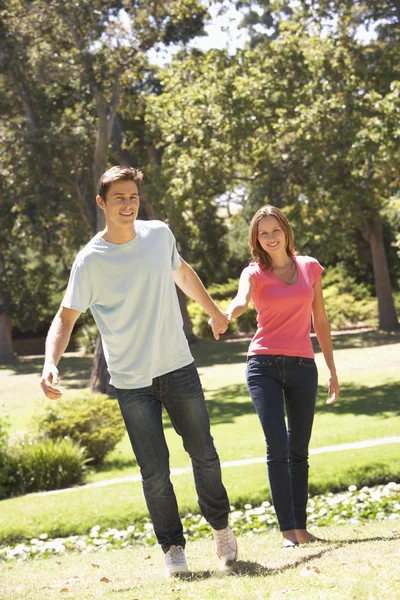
326, 371, 340, 404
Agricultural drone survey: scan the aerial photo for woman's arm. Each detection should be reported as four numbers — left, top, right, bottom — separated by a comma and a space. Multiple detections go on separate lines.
227, 270, 254, 320
312, 279, 340, 404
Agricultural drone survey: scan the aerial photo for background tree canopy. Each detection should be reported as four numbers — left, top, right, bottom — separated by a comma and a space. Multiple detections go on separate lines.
0, 0, 398, 376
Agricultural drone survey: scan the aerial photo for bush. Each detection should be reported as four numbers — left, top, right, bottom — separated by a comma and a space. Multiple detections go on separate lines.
323, 289, 378, 330
1, 437, 88, 498
35, 393, 126, 466
0, 415, 10, 499
0, 414, 9, 455
188, 297, 257, 339
74, 317, 98, 355
321, 263, 379, 330
187, 277, 257, 339
207, 279, 242, 300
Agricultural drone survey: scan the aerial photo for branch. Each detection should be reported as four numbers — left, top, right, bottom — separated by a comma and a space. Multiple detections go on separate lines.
107, 67, 122, 139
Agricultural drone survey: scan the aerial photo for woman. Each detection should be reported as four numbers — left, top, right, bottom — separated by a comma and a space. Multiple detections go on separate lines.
227, 205, 339, 548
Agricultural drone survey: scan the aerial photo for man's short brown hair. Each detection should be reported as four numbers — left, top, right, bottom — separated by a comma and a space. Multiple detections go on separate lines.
97, 166, 144, 203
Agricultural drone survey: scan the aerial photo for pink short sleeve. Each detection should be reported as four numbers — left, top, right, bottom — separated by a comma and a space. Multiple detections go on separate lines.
310, 257, 324, 286
243, 263, 261, 293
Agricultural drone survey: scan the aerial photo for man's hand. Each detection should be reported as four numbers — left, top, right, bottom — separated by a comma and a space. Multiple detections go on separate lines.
41, 363, 62, 400
208, 310, 229, 341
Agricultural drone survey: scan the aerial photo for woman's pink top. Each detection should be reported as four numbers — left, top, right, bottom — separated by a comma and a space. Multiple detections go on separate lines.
244, 255, 323, 359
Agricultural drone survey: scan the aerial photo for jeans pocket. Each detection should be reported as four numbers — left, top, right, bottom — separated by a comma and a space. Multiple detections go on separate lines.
298, 357, 316, 367
247, 357, 274, 368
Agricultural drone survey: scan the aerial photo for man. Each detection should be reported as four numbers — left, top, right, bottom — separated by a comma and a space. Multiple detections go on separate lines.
40, 166, 238, 577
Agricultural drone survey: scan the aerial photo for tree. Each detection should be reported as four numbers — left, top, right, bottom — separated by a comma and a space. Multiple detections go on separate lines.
147, 3, 399, 329
0, 0, 209, 379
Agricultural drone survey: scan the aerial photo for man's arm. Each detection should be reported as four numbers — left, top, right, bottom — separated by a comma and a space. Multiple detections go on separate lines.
40, 306, 81, 399
173, 258, 228, 340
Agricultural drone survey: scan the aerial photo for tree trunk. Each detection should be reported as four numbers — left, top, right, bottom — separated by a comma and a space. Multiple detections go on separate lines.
89, 335, 115, 396
177, 287, 197, 346
364, 211, 399, 331
176, 236, 197, 344
0, 313, 15, 363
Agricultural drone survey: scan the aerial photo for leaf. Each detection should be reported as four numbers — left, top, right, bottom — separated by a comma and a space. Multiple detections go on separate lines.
300, 565, 321, 576
100, 577, 111, 583
91, 563, 100, 568
60, 589, 69, 593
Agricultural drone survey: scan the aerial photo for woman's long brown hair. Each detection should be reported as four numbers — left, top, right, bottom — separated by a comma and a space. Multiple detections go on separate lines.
249, 205, 296, 270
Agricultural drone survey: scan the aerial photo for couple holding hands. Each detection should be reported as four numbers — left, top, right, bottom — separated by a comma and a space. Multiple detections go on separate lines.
41, 166, 339, 577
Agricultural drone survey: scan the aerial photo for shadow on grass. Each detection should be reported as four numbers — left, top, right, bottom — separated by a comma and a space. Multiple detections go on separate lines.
158, 378, 400, 431
324, 329, 400, 352
95, 457, 137, 472
0, 355, 93, 387
192, 339, 249, 368
186, 380, 400, 429
214, 531, 400, 579
316, 381, 400, 417
1, 329, 398, 378
191, 330, 400, 368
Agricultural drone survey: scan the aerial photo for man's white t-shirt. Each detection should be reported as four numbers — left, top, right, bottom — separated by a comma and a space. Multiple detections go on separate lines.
62, 220, 193, 388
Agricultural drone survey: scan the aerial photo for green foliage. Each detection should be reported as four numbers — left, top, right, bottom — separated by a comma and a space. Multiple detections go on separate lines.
188, 279, 257, 338
0, 414, 9, 453
35, 393, 125, 465
324, 291, 378, 330
147, 0, 399, 328
0, 415, 10, 497
74, 314, 98, 355
0, 437, 87, 499
322, 265, 379, 330
208, 278, 243, 300
0, 0, 212, 345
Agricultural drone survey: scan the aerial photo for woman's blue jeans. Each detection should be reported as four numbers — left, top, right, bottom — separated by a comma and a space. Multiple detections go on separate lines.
246, 355, 318, 531
115, 362, 230, 552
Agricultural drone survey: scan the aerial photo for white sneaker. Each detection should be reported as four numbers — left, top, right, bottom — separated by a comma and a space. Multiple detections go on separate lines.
164, 545, 189, 578
212, 525, 238, 568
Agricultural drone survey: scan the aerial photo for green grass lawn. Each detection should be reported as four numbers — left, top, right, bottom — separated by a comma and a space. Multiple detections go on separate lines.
0, 330, 399, 545
0, 444, 398, 545
1, 520, 399, 600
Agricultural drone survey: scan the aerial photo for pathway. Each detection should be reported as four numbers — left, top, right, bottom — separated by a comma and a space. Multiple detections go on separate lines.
35, 436, 400, 497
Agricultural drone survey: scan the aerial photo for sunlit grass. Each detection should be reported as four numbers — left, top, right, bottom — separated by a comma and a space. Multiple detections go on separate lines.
1, 520, 399, 600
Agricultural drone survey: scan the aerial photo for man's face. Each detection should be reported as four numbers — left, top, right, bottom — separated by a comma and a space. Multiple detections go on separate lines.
96, 180, 140, 229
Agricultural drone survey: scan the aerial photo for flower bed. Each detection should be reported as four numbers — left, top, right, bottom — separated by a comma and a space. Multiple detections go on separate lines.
1, 483, 399, 562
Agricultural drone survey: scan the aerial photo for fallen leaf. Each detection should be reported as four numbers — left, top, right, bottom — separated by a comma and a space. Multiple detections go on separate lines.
62, 577, 80, 586
91, 563, 100, 568
100, 577, 111, 583
144, 555, 151, 560
60, 588, 69, 593
300, 565, 321, 577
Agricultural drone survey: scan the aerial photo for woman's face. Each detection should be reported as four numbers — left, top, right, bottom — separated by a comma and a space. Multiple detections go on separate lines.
257, 215, 286, 256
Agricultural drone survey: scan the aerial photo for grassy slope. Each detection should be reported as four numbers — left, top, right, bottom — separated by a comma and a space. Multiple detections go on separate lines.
0, 444, 398, 544
2, 336, 397, 481
1, 521, 399, 600
0, 332, 398, 544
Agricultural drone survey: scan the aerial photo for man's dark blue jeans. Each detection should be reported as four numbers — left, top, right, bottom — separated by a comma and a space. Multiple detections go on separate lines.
115, 361, 230, 552
246, 355, 318, 531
